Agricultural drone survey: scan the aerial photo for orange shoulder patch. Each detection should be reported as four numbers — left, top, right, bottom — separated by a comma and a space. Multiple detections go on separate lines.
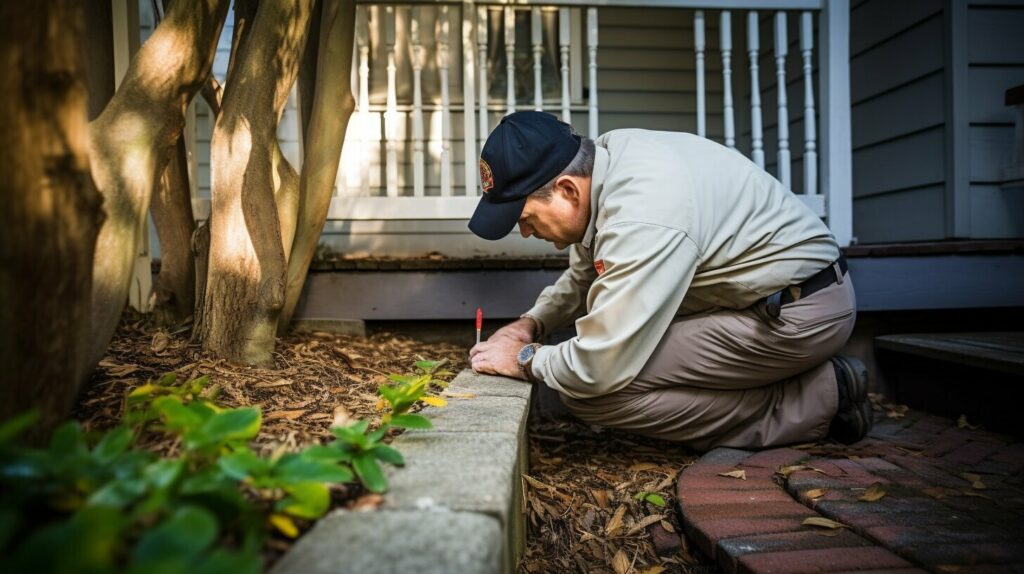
594, 259, 606, 275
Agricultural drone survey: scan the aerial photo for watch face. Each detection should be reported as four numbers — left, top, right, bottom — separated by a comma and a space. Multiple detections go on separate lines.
517, 344, 537, 365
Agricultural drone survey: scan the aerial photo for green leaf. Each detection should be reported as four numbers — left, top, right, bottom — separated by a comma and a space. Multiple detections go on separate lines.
143, 458, 185, 490
389, 414, 432, 429
644, 493, 666, 507
276, 482, 330, 519
88, 477, 148, 507
371, 444, 404, 466
415, 360, 440, 372
0, 410, 39, 444
48, 422, 87, 457
352, 454, 388, 493
189, 407, 261, 448
92, 426, 134, 465
194, 549, 261, 574
299, 445, 347, 463
387, 374, 417, 384
273, 454, 353, 485
133, 506, 218, 564
153, 396, 203, 430
218, 450, 269, 481
156, 373, 178, 386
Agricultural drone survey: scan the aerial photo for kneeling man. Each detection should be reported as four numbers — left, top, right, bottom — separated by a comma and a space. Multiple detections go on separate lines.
468, 111, 870, 451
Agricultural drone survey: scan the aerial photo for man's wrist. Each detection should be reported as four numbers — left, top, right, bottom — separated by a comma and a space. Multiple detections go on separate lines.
517, 343, 542, 382
519, 314, 543, 340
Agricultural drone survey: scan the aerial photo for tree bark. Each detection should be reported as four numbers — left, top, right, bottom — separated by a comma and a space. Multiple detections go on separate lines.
0, 1, 104, 437
199, 0, 313, 365
150, 135, 196, 326
279, 0, 358, 333
83, 0, 228, 379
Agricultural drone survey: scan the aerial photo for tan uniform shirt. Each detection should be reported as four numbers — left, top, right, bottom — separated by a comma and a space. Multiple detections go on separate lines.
526, 129, 841, 399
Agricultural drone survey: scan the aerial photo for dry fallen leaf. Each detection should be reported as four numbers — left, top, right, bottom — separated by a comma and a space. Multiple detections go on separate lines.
957, 415, 981, 430
151, 332, 170, 353
265, 410, 305, 421
255, 378, 293, 388
923, 487, 957, 500
659, 520, 675, 533
611, 549, 630, 574
332, 405, 352, 428
628, 462, 659, 472
605, 505, 627, 536
778, 465, 807, 477
961, 490, 992, 500
626, 514, 666, 536
805, 488, 828, 500
350, 493, 384, 511
718, 469, 747, 480
444, 392, 478, 399
802, 516, 847, 529
858, 483, 887, 502
961, 472, 986, 490
107, 363, 140, 377
592, 489, 610, 509
639, 566, 666, 574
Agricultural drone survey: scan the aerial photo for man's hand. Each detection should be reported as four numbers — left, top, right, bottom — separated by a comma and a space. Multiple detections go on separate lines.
469, 336, 526, 379
488, 317, 538, 345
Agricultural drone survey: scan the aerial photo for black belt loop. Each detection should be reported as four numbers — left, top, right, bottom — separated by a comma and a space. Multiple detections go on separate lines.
766, 290, 783, 318
766, 256, 848, 318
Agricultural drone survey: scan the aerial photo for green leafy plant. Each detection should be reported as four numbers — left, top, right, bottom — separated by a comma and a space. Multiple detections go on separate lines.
376, 359, 452, 429
634, 491, 667, 507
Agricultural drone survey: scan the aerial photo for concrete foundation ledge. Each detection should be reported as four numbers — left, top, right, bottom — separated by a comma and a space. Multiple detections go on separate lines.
271, 370, 533, 574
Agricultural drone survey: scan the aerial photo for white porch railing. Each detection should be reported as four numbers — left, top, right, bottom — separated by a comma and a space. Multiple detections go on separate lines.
321, 0, 851, 247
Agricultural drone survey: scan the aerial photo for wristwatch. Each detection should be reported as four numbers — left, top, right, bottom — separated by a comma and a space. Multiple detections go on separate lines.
516, 343, 542, 382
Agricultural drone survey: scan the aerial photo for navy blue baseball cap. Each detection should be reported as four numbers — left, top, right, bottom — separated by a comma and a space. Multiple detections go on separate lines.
469, 111, 582, 240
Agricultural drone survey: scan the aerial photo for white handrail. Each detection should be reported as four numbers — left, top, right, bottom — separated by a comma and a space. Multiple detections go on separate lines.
532, 7, 544, 111
559, 7, 571, 122
411, 7, 426, 197
775, 11, 790, 188
721, 10, 735, 148
748, 11, 764, 169
439, 5, 453, 196
505, 6, 516, 115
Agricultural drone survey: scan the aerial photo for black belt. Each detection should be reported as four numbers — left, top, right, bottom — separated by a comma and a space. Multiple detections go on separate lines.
765, 256, 848, 318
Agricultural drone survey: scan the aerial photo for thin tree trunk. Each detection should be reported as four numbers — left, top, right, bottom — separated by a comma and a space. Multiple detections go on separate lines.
279, 0, 358, 333
150, 135, 196, 326
199, 0, 313, 365
0, 1, 103, 437
84, 0, 228, 379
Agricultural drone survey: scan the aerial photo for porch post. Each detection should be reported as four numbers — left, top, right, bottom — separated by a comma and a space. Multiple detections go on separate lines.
819, 0, 852, 246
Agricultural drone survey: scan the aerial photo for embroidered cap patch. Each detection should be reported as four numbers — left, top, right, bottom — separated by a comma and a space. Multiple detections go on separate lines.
594, 259, 606, 275
479, 159, 494, 193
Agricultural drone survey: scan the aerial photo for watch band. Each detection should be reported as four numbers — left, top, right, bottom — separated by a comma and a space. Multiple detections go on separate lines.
518, 343, 542, 383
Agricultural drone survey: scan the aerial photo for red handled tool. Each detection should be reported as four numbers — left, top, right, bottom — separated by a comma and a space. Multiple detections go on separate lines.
475, 308, 483, 345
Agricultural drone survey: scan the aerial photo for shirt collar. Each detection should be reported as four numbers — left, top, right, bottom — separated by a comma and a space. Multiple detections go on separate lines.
581, 145, 610, 251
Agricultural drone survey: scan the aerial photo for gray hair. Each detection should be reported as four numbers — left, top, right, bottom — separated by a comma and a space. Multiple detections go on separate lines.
530, 138, 596, 201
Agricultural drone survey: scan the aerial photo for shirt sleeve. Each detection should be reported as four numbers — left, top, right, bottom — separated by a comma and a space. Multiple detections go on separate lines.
531, 221, 701, 399
523, 243, 597, 337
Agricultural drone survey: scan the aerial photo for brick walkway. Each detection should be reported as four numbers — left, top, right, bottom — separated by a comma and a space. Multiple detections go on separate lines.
676, 410, 1024, 573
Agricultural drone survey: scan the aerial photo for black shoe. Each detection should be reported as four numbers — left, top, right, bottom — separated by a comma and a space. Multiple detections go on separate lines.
828, 355, 872, 444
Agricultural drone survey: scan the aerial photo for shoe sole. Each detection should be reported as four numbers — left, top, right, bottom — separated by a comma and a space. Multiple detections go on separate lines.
834, 356, 869, 404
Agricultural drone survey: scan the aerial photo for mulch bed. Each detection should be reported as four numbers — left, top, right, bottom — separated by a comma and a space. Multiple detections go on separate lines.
520, 421, 707, 574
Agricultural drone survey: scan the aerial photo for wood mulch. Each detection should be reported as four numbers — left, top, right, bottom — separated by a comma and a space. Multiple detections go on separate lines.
520, 421, 708, 574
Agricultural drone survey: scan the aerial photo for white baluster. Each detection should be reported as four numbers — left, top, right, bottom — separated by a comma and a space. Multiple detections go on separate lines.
587, 8, 598, 137
801, 11, 817, 195
559, 8, 571, 123
775, 12, 790, 188
721, 11, 735, 148
695, 10, 706, 138
357, 6, 371, 196
463, 0, 478, 196
748, 11, 764, 169
505, 6, 516, 115
532, 7, 543, 111
439, 5, 452, 196
411, 7, 425, 197
385, 6, 399, 197
478, 6, 489, 151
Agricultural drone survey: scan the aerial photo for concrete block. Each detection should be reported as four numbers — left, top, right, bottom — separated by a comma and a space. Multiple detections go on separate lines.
445, 370, 535, 401
270, 509, 502, 574
423, 395, 529, 435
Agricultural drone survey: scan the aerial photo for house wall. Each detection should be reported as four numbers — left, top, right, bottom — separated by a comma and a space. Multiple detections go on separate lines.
849, 0, 1024, 244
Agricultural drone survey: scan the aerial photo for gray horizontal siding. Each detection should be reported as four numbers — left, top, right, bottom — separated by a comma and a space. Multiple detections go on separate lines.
852, 72, 944, 149
851, 13, 944, 105
854, 127, 946, 199
850, 0, 941, 57
970, 185, 1024, 239
853, 185, 947, 243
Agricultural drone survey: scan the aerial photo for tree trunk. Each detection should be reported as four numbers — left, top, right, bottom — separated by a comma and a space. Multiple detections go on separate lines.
199, 0, 313, 365
0, 1, 103, 437
150, 135, 196, 326
279, 0, 358, 333
83, 0, 228, 379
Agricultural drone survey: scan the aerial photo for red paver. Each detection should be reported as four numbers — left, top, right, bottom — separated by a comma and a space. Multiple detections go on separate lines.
676, 407, 1024, 574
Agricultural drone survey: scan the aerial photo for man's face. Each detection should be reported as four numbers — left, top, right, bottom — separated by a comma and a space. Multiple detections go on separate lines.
517, 176, 591, 250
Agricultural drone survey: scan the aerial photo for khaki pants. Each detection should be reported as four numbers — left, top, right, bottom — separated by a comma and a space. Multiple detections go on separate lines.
560, 269, 857, 451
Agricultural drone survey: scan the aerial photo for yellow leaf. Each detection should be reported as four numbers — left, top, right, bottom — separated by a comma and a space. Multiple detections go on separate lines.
270, 513, 299, 538
611, 548, 630, 574
858, 483, 887, 502
375, 398, 386, 411
718, 469, 747, 480
445, 392, 477, 399
805, 488, 828, 500
802, 516, 847, 529
266, 409, 305, 421
605, 505, 627, 536
421, 396, 448, 407
778, 465, 807, 477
